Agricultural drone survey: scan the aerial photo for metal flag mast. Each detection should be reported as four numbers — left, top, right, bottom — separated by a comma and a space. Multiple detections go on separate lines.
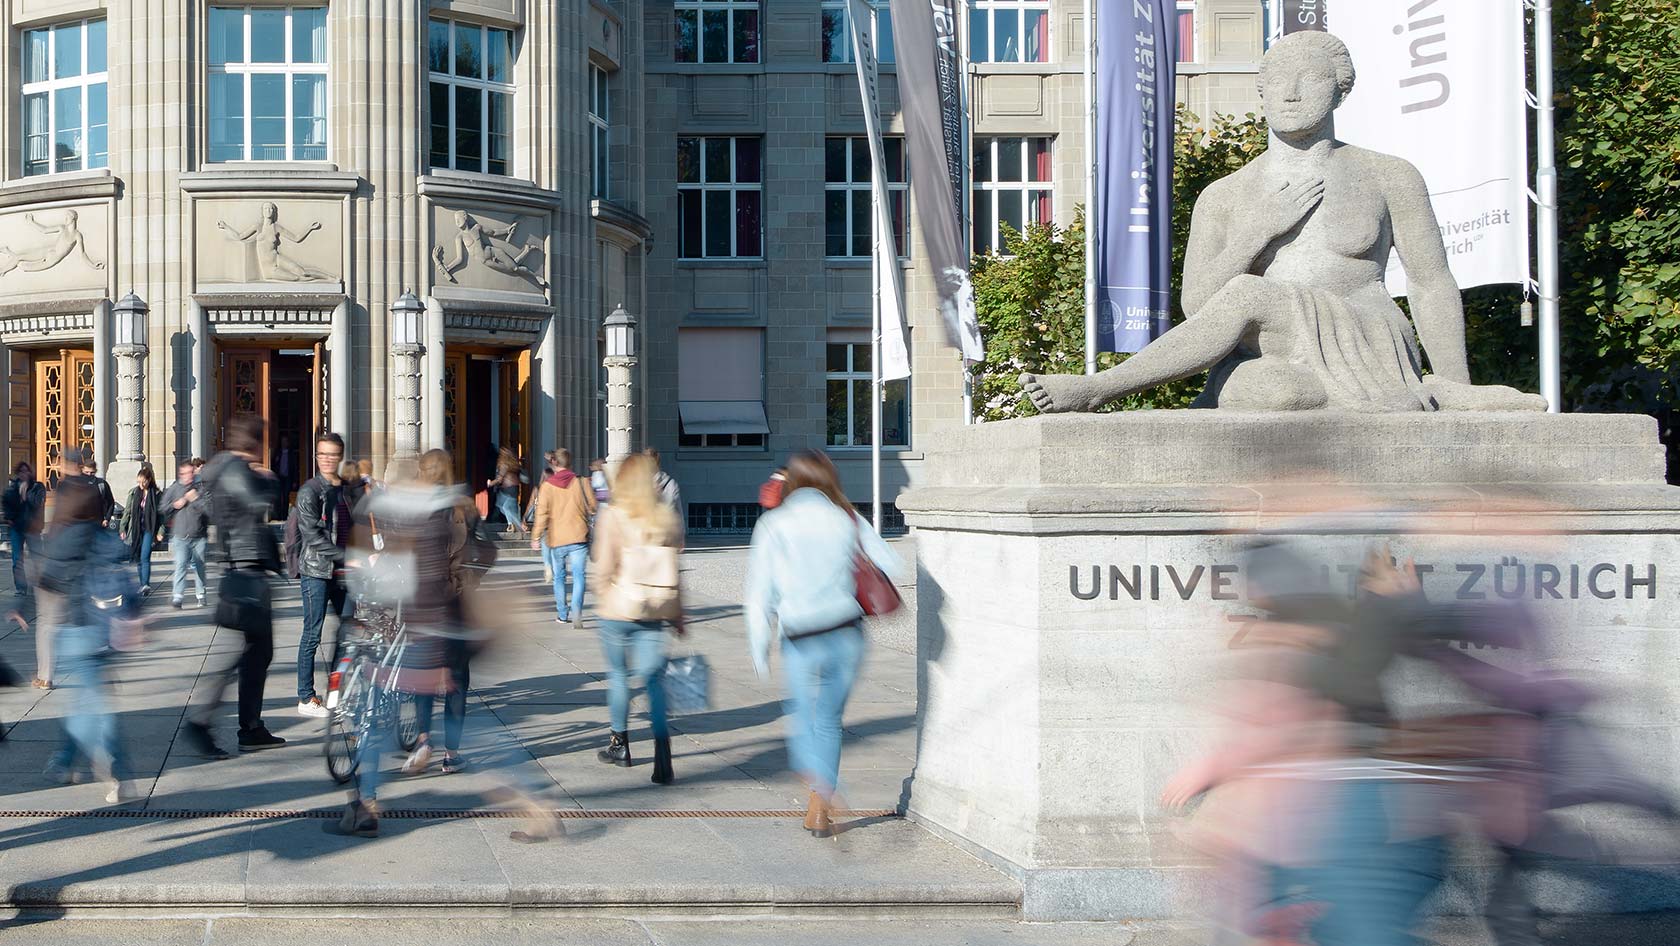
871, 5, 883, 529
1083, 0, 1098, 376
1530, 0, 1561, 413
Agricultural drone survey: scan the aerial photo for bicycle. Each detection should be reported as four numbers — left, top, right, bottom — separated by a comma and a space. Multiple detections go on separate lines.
324, 564, 421, 784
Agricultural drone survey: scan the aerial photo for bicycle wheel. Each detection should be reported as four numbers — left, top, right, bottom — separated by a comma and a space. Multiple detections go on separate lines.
323, 658, 368, 784
397, 692, 422, 752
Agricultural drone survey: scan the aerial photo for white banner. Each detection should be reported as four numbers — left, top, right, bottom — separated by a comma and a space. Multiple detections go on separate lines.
1334, 0, 1529, 296
845, 0, 912, 381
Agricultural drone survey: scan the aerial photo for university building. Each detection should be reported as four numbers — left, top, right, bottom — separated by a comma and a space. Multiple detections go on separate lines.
0, 0, 1271, 524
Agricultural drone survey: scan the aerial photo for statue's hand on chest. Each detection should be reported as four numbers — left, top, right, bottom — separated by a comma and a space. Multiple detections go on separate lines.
1263, 167, 1388, 260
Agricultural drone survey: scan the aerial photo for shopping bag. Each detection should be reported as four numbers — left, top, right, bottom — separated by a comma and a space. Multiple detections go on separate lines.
664, 653, 711, 716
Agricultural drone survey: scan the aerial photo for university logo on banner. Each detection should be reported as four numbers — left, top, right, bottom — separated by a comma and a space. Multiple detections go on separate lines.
1093, 0, 1176, 353
1334, 0, 1530, 294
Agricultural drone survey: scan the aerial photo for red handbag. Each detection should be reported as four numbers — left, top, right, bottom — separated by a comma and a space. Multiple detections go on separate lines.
852, 519, 901, 616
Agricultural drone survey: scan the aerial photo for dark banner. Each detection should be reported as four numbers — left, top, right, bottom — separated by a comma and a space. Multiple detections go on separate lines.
1094, 0, 1175, 352
886, 0, 983, 361
1282, 0, 1327, 33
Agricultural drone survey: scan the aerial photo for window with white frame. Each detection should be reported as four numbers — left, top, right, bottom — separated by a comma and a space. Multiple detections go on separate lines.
971, 136, 1053, 255
677, 137, 762, 259
820, 0, 894, 63
824, 136, 907, 259
968, 0, 1048, 63
21, 18, 108, 177
208, 6, 328, 162
826, 333, 909, 448
674, 0, 760, 64
1177, 1, 1196, 63
428, 19, 514, 175
589, 65, 609, 197
677, 328, 769, 448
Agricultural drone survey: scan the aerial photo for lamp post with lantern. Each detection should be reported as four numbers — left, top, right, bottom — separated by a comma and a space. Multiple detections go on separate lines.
390, 290, 426, 459
602, 303, 638, 466
109, 291, 149, 486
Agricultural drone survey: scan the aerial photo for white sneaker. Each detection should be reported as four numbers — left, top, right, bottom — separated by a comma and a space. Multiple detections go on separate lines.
106, 780, 137, 804
297, 698, 329, 718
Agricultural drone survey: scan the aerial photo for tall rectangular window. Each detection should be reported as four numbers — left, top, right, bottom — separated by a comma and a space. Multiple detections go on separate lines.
820, 0, 894, 63
22, 18, 108, 176
824, 136, 907, 259
208, 7, 327, 162
677, 136, 762, 259
674, 0, 759, 64
826, 334, 910, 447
971, 136, 1053, 255
1177, 1, 1196, 63
969, 0, 1049, 63
589, 65, 609, 197
428, 19, 514, 175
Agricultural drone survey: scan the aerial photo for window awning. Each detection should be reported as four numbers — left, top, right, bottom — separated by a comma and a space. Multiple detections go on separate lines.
678, 400, 770, 435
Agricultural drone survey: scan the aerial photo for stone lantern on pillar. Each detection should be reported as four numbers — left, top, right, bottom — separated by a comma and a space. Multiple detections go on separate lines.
108, 291, 149, 487
390, 290, 426, 459
603, 303, 638, 466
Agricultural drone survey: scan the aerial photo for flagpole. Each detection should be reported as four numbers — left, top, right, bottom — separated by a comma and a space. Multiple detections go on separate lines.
1083, 0, 1098, 376
1533, 0, 1560, 413
958, 0, 977, 424
869, 7, 885, 530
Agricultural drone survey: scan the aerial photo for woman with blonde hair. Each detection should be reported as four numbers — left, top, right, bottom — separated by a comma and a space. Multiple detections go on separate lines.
745, 449, 898, 838
590, 452, 684, 784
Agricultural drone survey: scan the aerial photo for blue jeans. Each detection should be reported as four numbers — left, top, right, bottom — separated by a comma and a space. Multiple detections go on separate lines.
135, 530, 155, 588
495, 491, 523, 530
779, 624, 865, 795
297, 574, 347, 701
9, 526, 37, 594
543, 542, 588, 620
597, 619, 669, 739
171, 536, 207, 601
50, 624, 127, 778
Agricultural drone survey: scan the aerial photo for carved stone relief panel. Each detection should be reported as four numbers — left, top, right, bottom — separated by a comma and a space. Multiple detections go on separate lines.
429, 203, 551, 298
194, 198, 344, 289
0, 202, 109, 299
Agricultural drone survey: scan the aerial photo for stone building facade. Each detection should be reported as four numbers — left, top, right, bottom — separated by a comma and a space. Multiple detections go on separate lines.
0, 0, 1268, 522
0, 0, 646, 500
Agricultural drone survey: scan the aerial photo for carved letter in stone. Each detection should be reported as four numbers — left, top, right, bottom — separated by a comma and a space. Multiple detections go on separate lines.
432, 210, 549, 290
1020, 31, 1543, 414
216, 201, 337, 282
0, 210, 105, 277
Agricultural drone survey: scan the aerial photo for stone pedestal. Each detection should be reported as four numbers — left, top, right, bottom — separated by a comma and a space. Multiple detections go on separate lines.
897, 411, 1680, 921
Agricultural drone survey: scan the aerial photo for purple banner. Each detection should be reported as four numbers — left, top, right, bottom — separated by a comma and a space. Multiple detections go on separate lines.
1094, 0, 1176, 353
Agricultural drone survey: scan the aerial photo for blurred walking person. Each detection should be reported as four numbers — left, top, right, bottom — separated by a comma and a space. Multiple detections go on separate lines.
533, 448, 595, 627
5, 461, 45, 597
589, 458, 610, 509
590, 452, 684, 784
487, 446, 528, 537
293, 433, 351, 719
161, 460, 210, 609
745, 449, 898, 836
36, 481, 141, 802
185, 414, 285, 758
118, 463, 163, 596
80, 457, 116, 529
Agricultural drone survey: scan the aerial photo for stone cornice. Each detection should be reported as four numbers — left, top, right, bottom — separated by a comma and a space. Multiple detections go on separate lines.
419, 173, 563, 212
0, 170, 119, 210
592, 198, 654, 247
180, 167, 360, 195
193, 292, 346, 311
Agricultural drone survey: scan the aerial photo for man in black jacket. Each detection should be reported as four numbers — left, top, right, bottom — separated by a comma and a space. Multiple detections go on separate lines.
294, 432, 349, 718
185, 414, 285, 757
3, 461, 46, 596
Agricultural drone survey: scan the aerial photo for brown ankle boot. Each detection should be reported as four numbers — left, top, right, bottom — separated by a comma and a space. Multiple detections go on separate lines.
804, 791, 832, 838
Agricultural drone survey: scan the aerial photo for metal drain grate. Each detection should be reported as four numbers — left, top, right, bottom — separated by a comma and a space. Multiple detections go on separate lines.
0, 808, 900, 821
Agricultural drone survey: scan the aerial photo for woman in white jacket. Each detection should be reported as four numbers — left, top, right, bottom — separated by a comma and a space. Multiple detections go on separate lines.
745, 449, 899, 838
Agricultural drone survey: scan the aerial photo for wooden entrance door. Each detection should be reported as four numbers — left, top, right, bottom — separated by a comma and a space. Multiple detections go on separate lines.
218, 349, 272, 458
443, 352, 469, 484
31, 348, 95, 489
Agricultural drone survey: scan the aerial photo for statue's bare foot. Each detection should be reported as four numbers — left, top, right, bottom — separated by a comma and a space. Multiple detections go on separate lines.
1423, 377, 1547, 412
1020, 372, 1110, 414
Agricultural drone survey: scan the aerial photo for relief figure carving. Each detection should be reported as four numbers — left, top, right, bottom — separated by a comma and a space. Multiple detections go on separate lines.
216, 201, 337, 282
0, 211, 105, 277
432, 210, 549, 289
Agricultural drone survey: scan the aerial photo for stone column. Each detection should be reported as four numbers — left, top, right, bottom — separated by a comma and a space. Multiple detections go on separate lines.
189, 301, 209, 461
604, 354, 637, 466
391, 340, 425, 459
423, 296, 446, 451
108, 294, 149, 488
91, 299, 111, 469
330, 300, 352, 449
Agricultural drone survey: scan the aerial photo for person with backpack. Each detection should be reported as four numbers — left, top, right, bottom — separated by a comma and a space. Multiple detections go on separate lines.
589, 452, 684, 784
35, 479, 141, 802
118, 464, 164, 596
289, 433, 351, 719
532, 448, 596, 627
4, 460, 46, 597
745, 449, 900, 838
161, 460, 210, 609
186, 414, 285, 757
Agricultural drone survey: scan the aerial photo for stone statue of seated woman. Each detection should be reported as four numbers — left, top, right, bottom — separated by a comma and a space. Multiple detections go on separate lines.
1021, 31, 1544, 414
